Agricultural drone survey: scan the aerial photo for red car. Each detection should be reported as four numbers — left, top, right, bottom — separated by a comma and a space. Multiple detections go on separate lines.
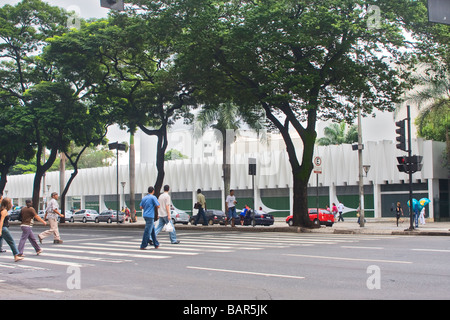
286, 208, 334, 227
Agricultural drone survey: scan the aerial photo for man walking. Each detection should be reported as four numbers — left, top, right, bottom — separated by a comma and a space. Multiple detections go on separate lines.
194, 189, 208, 226
337, 201, 345, 222
39, 192, 64, 244
225, 189, 237, 227
155, 185, 180, 244
140, 186, 160, 250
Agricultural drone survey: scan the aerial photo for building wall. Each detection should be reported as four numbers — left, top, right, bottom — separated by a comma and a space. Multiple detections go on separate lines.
5, 139, 448, 220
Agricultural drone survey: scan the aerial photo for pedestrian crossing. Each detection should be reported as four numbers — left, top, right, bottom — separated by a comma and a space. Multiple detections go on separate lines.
0, 231, 399, 273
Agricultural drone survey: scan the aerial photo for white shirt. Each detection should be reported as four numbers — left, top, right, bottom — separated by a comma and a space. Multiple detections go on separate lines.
158, 192, 171, 217
46, 198, 59, 219
226, 195, 236, 208
338, 203, 344, 212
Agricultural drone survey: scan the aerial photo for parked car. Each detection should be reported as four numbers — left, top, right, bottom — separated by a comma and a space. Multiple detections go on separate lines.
239, 209, 274, 227
286, 208, 334, 227
63, 210, 73, 222
8, 207, 23, 221
171, 208, 190, 225
70, 209, 99, 223
190, 209, 227, 225
95, 210, 124, 223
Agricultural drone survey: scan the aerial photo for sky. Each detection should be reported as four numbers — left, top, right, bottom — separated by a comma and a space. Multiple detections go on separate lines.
3, 0, 412, 157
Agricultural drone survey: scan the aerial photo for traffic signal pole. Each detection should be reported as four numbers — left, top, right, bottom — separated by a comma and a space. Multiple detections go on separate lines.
406, 106, 414, 231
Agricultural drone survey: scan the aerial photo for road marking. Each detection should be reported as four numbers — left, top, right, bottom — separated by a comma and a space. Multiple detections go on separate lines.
37, 288, 64, 294
186, 266, 305, 280
411, 248, 450, 253
0, 262, 48, 271
24, 250, 132, 264
76, 243, 198, 256
0, 255, 89, 268
283, 254, 412, 264
341, 246, 384, 250
43, 246, 169, 259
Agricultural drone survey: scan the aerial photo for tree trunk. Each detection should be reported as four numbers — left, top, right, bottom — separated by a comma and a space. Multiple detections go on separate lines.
59, 152, 66, 223
129, 131, 136, 222
154, 126, 168, 199
32, 147, 58, 212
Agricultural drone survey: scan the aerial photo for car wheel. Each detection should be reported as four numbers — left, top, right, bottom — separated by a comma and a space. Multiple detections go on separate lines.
107, 218, 112, 223
208, 219, 214, 225
82, 217, 87, 223
69, 217, 74, 223
95, 218, 99, 223
313, 218, 320, 226
288, 219, 293, 227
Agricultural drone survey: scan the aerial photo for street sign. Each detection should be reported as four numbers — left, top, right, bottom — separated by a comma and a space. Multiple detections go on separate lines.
313, 156, 322, 174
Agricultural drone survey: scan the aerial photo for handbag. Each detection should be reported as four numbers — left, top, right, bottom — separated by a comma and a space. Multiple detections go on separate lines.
163, 222, 174, 232
194, 202, 200, 209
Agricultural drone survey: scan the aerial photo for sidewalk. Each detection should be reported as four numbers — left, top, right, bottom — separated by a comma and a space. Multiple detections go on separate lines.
20, 217, 450, 236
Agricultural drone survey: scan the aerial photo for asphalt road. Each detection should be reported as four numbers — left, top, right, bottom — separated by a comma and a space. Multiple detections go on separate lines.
1, 225, 449, 302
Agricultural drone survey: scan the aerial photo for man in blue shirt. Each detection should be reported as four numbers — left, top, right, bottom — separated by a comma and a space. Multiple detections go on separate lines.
140, 186, 160, 249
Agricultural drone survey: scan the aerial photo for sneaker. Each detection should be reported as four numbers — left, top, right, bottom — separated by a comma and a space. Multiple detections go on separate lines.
171, 241, 180, 244
36, 250, 43, 255
53, 239, 63, 244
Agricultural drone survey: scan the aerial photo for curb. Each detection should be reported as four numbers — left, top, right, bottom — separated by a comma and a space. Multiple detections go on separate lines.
9, 221, 450, 236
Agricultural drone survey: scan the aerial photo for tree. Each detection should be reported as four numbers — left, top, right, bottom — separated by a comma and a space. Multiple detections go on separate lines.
145, 0, 416, 227
407, 67, 450, 165
317, 121, 358, 146
0, 0, 68, 200
195, 102, 265, 202
47, 14, 196, 198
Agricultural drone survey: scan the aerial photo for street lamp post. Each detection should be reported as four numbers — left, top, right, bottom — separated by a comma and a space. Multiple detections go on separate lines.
109, 142, 126, 224
121, 181, 126, 210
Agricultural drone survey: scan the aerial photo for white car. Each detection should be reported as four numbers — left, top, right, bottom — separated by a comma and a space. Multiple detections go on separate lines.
171, 208, 190, 225
70, 209, 99, 223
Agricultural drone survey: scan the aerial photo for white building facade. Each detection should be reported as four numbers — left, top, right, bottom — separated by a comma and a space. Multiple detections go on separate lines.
4, 136, 449, 220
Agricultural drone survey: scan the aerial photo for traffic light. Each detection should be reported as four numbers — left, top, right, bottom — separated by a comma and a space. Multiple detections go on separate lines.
395, 119, 407, 151
100, 0, 124, 11
397, 156, 407, 173
396, 155, 423, 173
408, 155, 423, 173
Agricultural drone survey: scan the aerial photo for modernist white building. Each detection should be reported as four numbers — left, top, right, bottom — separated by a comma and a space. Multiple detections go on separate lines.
5, 130, 449, 221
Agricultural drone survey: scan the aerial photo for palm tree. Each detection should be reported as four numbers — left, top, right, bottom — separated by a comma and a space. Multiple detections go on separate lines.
194, 102, 265, 202
405, 67, 450, 166
316, 121, 358, 146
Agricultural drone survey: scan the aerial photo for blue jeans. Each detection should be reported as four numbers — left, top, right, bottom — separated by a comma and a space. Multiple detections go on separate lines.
155, 216, 177, 243
0, 227, 19, 256
140, 217, 159, 249
228, 207, 237, 219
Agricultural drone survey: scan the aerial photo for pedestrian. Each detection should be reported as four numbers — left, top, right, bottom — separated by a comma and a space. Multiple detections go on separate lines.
139, 186, 160, 250
395, 202, 404, 227
419, 207, 426, 225
155, 185, 180, 244
414, 206, 420, 228
331, 203, 338, 221
38, 192, 64, 244
225, 189, 237, 227
194, 189, 208, 226
239, 205, 250, 226
18, 200, 46, 256
337, 201, 345, 222
0, 192, 4, 254
0, 197, 23, 262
